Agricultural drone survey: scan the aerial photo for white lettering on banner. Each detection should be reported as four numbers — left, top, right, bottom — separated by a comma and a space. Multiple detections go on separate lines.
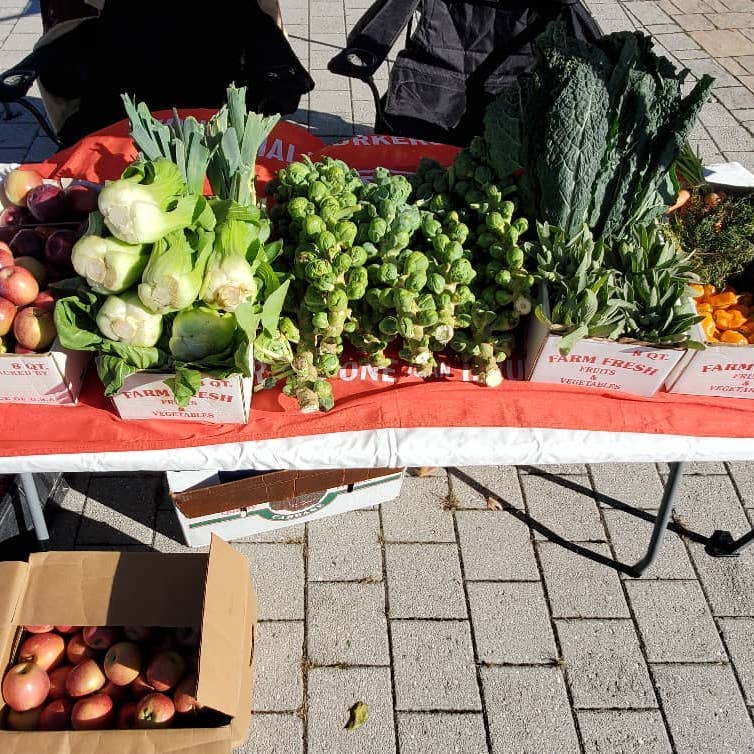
351, 136, 369, 146
549, 354, 597, 364
391, 136, 408, 144
701, 363, 754, 373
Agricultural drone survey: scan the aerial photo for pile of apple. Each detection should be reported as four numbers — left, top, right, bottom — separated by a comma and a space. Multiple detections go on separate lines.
0, 168, 98, 355
1, 624, 202, 731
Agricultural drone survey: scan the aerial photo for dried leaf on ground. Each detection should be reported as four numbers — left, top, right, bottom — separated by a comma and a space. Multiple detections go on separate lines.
345, 701, 368, 730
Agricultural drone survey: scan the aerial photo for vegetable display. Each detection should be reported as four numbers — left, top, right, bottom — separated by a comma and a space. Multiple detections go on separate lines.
692, 284, 754, 344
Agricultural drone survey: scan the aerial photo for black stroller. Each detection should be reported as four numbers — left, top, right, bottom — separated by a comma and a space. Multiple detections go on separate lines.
0, 0, 314, 149
329, 0, 602, 145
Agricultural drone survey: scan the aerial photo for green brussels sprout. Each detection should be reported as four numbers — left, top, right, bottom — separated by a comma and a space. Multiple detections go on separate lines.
305, 258, 333, 283
394, 289, 416, 315
506, 246, 525, 268
405, 271, 427, 293
421, 214, 442, 238
333, 253, 353, 274
368, 217, 388, 243
377, 262, 399, 285
514, 217, 528, 234
312, 311, 329, 329
336, 220, 358, 246
447, 222, 469, 244
404, 251, 429, 274
279, 316, 300, 343
416, 308, 439, 327
287, 196, 311, 220
432, 324, 454, 344
327, 288, 348, 311
432, 234, 450, 254
350, 245, 368, 267
303, 214, 326, 238
398, 316, 414, 339
346, 267, 368, 291
378, 289, 394, 309
346, 283, 367, 300
495, 269, 512, 286
304, 286, 327, 311
316, 230, 338, 253
379, 316, 399, 336
317, 353, 340, 377
427, 272, 445, 295
449, 258, 475, 284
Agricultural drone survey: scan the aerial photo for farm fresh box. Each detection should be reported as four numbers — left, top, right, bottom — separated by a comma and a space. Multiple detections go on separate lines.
0, 341, 90, 405
110, 370, 253, 423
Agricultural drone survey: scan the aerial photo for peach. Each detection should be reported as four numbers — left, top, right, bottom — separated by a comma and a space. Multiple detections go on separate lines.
173, 674, 202, 714
48, 664, 72, 700
24, 625, 53, 634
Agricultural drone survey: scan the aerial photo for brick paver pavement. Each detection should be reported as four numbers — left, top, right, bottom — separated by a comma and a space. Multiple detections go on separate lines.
1, 0, 754, 752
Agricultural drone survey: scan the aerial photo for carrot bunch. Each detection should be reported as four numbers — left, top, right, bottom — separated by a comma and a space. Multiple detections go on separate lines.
690, 283, 754, 344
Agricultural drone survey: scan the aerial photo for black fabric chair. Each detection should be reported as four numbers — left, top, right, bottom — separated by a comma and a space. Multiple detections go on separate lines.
0, 0, 315, 149
328, 0, 602, 145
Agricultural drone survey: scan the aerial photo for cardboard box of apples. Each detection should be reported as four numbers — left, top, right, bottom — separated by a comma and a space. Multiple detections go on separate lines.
0, 535, 256, 754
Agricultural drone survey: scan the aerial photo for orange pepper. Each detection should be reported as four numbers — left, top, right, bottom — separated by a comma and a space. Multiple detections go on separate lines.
701, 314, 718, 341
696, 303, 713, 315
708, 291, 739, 308
702, 284, 717, 300
714, 309, 748, 330
688, 283, 705, 298
720, 330, 748, 344
730, 304, 750, 318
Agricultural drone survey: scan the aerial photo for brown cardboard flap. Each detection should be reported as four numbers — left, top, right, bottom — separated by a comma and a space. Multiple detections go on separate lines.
16, 552, 208, 627
196, 535, 252, 717
0, 562, 27, 625
228, 581, 257, 748
174, 467, 402, 518
0, 727, 233, 754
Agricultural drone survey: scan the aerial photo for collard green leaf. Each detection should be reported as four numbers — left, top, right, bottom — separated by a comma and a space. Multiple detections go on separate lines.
164, 367, 203, 408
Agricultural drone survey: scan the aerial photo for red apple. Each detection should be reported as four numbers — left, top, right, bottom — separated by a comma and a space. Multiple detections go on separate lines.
101, 680, 128, 703
135, 693, 175, 729
0, 265, 38, 306
38, 698, 72, 731
13, 256, 46, 287
0, 242, 13, 268
65, 659, 105, 698
0, 296, 16, 337
18, 631, 66, 672
123, 626, 152, 642
174, 627, 200, 649
48, 664, 72, 700
54, 625, 79, 635
5, 706, 42, 730
24, 625, 53, 634
4, 168, 44, 207
173, 674, 202, 715
116, 700, 137, 729
71, 693, 113, 731
104, 641, 141, 686
1, 661, 50, 711
146, 650, 186, 693
129, 673, 155, 700
66, 632, 96, 664
82, 626, 116, 651
13, 306, 56, 351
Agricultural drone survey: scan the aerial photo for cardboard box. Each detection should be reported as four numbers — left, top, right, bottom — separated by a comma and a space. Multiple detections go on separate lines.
0, 340, 90, 405
111, 370, 253, 423
0, 535, 256, 753
666, 322, 754, 398
168, 468, 405, 547
525, 289, 688, 397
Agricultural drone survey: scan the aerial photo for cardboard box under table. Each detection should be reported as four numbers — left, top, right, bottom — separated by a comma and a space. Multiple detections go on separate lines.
0, 534, 256, 753
169, 468, 405, 547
